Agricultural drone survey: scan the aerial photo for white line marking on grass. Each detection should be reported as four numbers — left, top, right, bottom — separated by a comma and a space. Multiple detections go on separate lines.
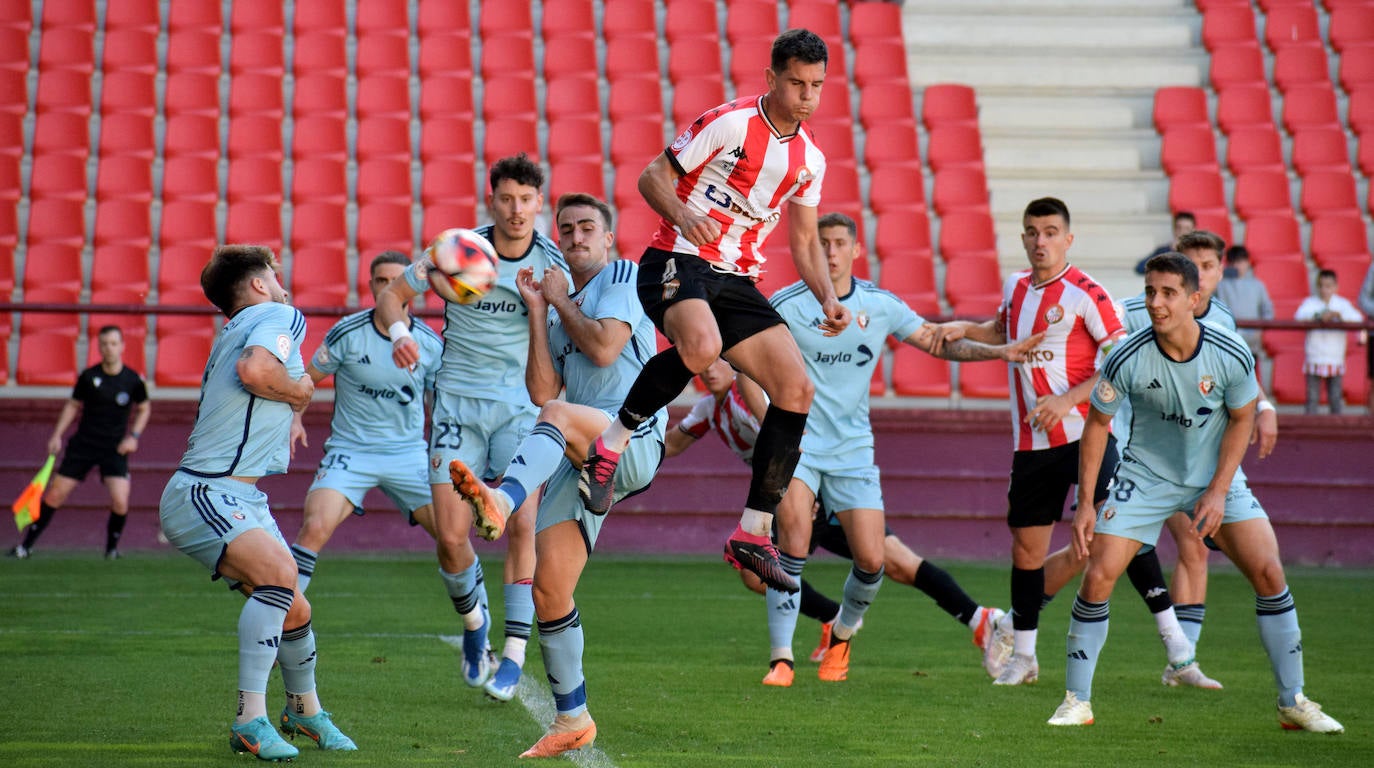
440, 635, 616, 767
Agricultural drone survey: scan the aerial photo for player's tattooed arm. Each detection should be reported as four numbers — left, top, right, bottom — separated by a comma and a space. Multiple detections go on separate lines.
237, 345, 314, 411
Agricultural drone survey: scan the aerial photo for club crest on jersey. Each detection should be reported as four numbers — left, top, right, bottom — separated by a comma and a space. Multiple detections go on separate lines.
430, 454, 442, 470
276, 334, 292, 359
316, 347, 329, 365
1101, 505, 1116, 521
116, 392, 130, 406
856, 311, 870, 329
1043, 304, 1065, 324
671, 128, 693, 151
1199, 375, 1215, 396
1095, 378, 1118, 403
232, 512, 246, 521
795, 166, 815, 185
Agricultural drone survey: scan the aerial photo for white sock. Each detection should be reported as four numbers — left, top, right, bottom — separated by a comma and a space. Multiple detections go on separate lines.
1154, 607, 1193, 664
967, 606, 988, 632
1013, 628, 1038, 658
286, 690, 322, 718
503, 636, 528, 668
462, 606, 485, 631
740, 508, 772, 537
602, 420, 633, 453
236, 691, 267, 725
832, 620, 857, 641
770, 646, 794, 662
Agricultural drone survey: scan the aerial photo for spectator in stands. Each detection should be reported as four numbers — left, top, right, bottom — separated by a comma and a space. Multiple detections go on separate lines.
9, 325, 150, 560
1360, 263, 1374, 412
1295, 269, 1364, 415
1216, 245, 1274, 360
1134, 211, 1195, 274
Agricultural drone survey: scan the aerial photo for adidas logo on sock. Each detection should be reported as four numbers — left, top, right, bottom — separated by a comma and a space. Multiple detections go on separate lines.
258, 637, 280, 648
1067, 650, 1089, 661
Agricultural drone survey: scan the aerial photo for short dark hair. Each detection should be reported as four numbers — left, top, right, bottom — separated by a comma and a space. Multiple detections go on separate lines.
1225, 244, 1250, 263
771, 28, 828, 72
1175, 229, 1226, 255
201, 245, 280, 315
370, 250, 409, 276
817, 212, 857, 239
488, 153, 544, 193
1145, 251, 1199, 293
1023, 197, 1070, 227
1317, 268, 1338, 283
1174, 211, 1197, 225
555, 193, 614, 230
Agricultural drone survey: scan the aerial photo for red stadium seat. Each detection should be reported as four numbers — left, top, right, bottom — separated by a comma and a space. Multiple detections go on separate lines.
225, 200, 284, 250
613, 204, 660, 258
356, 74, 412, 120
546, 115, 604, 163
1233, 169, 1294, 219
932, 168, 990, 216
787, 0, 841, 39
729, 34, 774, 90
1359, 132, 1374, 175
422, 201, 478, 243
921, 84, 978, 129
664, 0, 718, 43
864, 122, 922, 170
1265, 2, 1322, 51
668, 36, 723, 85
98, 112, 155, 159
1201, 4, 1258, 51
542, 35, 598, 81
1241, 214, 1305, 264
420, 157, 478, 209
1309, 213, 1371, 265
355, 31, 410, 79
1153, 86, 1209, 132
1339, 43, 1374, 93
1216, 83, 1276, 134
29, 113, 89, 159
877, 251, 938, 295
25, 199, 86, 248
228, 114, 284, 160
1291, 126, 1353, 174
1329, 4, 1374, 52
418, 75, 475, 121
34, 70, 92, 115
22, 243, 83, 298
417, 0, 469, 35
1282, 84, 1341, 133
550, 158, 607, 200
671, 79, 727, 127
291, 72, 348, 118
93, 199, 151, 248
727, 1, 778, 45
544, 75, 601, 123
92, 244, 151, 296
37, 27, 95, 71
355, 158, 413, 204
852, 38, 908, 89
101, 28, 158, 74
602, 0, 656, 41
1273, 42, 1333, 92
483, 116, 540, 166
810, 120, 858, 165
28, 154, 88, 202
1300, 170, 1360, 218
227, 157, 284, 204
612, 162, 642, 210
959, 359, 1010, 399
859, 82, 916, 132
417, 32, 473, 79
154, 331, 214, 387
1349, 87, 1374, 136
604, 35, 660, 82
891, 346, 951, 398
1167, 169, 1227, 216
291, 201, 348, 250
1160, 125, 1220, 174
944, 254, 1003, 313
103, 0, 159, 31
17, 328, 79, 386
355, 201, 413, 255
290, 157, 348, 204
159, 155, 218, 204
868, 164, 927, 217
481, 33, 536, 81
163, 72, 221, 116
849, 1, 904, 45
230, 31, 285, 76
482, 74, 538, 119
227, 72, 284, 118
610, 117, 664, 169
165, 29, 221, 74
542, 0, 594, 40
1225, 125, 1286, 174
419, 115, 476, 163
874, 213, 933, 264
290, 245, 349, 307
479, 0, 532, 38
1209, 43, 1267, 91
610, 76, 664, 124
158, 200, 217, 248
927, 124, 985, 172
230, 0, 283, 34
295, 0, 346, 33
356, 117, 412, 161
938, 210, 999, 263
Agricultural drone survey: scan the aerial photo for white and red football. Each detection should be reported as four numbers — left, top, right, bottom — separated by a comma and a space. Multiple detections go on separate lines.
425, 228, 499, 305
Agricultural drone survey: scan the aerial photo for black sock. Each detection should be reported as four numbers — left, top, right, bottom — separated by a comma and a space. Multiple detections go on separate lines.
1010, 566, 1044, 631
105, 511, 128, 552
22, 502, 57, 549
745, 405, 807, 514
912, 560, 979, 625
617, 347, 694, 429
799, 578, 839, 623
1125, 548, 1173, 614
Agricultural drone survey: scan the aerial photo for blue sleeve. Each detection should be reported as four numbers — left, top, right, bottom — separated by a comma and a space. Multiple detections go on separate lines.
312, 322, 345, 376
402, 258, 433, 295
1223, 352, 1260, 410
885, 293, 924, 342
245, 305, 304, 364
1090, 355, 1126, 417
588, 265, 644, 327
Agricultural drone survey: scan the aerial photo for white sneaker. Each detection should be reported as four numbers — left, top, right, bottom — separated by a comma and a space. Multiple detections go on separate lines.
993, 653, 1038, 686
7, 545, 29, 559
1047, 691, 1094, 726
1277, 694, 1344, 733
983, 612, 1015, 679
1162, 660, 1223, 689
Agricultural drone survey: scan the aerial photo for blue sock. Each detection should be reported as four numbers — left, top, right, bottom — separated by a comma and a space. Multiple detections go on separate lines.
441, 559, 489, 632
499, 422, 567, 510
503, 580, 534, 664
1256, 589, 1304, 707
1065, 596, 1110, 702
765, 553, 806, 658
278, 621, 317, 696
239, 585, 293, 693
539, 608, 587, 717
1175, 603, 1205, 646
837, 565, 884, 637
290, 544, 317, 594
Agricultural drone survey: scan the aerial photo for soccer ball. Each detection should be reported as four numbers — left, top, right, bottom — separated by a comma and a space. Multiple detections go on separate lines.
425, 228, 499, 305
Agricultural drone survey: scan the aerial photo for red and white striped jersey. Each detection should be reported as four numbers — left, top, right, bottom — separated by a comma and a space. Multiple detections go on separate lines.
999, 264, 1125, 452
678, 382, 761, 465
651, 94, 826, 278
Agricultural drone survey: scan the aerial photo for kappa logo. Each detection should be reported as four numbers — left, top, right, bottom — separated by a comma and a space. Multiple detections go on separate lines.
728, 146, 746, 160
1147, 378, 1162, 389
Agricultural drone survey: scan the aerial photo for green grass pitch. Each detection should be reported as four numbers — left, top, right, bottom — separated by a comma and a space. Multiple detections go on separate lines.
1, 552, 1368, 766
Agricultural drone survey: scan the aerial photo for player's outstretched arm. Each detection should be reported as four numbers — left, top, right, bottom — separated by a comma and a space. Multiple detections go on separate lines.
518, 267, 562, 405
237, 345, 314, 412
906, 323, 1044, 362
788, 203, 849, 336
1194, 399, 1257, 539
1073, 407, 1113, 559
376, 276, 422, 368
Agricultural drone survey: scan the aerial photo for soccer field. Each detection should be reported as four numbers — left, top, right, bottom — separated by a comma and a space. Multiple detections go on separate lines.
1, 553, 1368, 767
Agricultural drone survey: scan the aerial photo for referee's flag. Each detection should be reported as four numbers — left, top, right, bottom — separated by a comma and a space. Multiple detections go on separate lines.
11, 455, 55, 531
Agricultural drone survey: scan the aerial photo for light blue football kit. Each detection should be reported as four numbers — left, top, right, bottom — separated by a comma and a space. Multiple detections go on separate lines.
403, 225, 569, 484
307, 310, 443, 521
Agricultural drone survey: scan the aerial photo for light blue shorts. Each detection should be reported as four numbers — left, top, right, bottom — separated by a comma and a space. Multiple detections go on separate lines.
536, 417, 664, 552
308, 444, 432, 523
791, 453, 884, 514
1095, 464, 1269, 546
428, 391, 538, 484
159, 472, 290, 578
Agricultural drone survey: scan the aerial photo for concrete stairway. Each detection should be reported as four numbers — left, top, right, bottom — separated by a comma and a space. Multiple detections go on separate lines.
903, 0, 1205, 301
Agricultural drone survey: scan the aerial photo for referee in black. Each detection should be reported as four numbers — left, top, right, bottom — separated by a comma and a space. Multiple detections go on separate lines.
10, 325, 150, 559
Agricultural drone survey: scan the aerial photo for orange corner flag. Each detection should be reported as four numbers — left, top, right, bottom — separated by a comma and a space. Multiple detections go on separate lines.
12, 455, 56, 531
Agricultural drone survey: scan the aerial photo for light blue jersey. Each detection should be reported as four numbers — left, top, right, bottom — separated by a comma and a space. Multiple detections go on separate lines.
178, 301, 306, 478
311, 310, 443, 454
772, 279, 923, 461
402, 225, 568, 401
549, 260, 661, 417
1093, 323, 1259, 488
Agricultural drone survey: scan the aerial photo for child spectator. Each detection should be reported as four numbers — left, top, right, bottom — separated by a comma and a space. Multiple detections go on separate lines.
1294, 270, 1364, 414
